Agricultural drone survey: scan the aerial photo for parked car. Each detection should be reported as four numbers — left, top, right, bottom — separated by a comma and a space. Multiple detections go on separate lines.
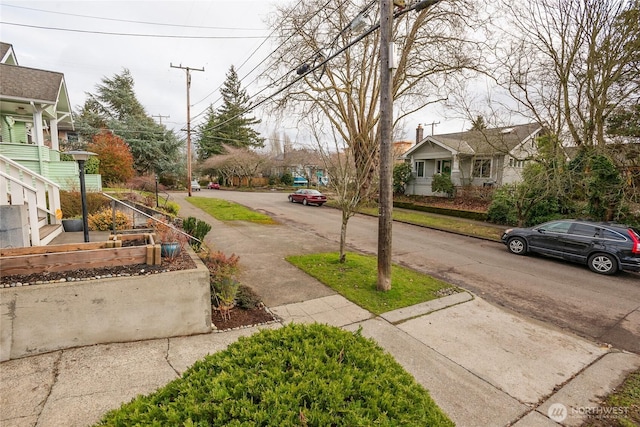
293, 176, 308, 187
190, 180, 201, 191
207, 182, 220, 189
501, 219, 640, 275
288, 189, 327, 206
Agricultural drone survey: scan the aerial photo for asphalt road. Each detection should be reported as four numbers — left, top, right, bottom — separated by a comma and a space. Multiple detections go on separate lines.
194, 189, 640, 353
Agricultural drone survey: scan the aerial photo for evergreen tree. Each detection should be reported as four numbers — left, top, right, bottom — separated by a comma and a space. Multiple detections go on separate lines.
197, 66, 264, 159
470, 116, 487, 131
75, 69, 184, 177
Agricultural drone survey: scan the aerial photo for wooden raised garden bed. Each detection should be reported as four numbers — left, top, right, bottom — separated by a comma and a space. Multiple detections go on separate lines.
0, 233, 163, 277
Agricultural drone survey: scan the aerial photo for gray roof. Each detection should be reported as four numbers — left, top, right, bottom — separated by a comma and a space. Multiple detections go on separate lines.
407, 122, 544, 157
0, 63, 64, 103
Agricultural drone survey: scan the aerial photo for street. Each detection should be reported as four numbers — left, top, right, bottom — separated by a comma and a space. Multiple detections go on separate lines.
190, 190, 640, 353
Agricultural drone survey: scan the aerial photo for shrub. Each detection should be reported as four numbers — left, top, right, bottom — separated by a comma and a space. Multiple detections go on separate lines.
393, 162, 413, 194
201, 251, 240, 305
236, 285, 262, 309
182, 216, 212, 251
487, 185, 518, 226
88, 207, 132, 231
163, 201, 180, 217
431, 174, 455, 197
95, 323, 454, 427
60, 191, 110, 219
280, 172, 293, 186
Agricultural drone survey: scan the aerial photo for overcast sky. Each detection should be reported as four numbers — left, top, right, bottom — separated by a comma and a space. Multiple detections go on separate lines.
1, 0, 469, 145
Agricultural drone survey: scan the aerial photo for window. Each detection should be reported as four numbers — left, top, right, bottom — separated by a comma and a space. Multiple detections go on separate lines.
570, 223, 598, 237
473, 159, 491, 178
539, 221, 572, 234
600, 229, 626, 241
508, 158, 525, 168
414, 161, 425, 178
436, 160, 451, 175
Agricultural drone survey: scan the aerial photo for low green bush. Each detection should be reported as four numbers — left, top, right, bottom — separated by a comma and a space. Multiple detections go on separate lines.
95, 323, 453, 427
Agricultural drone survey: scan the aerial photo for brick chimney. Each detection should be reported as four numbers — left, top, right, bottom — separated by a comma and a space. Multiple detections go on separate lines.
416, 124, 424, 145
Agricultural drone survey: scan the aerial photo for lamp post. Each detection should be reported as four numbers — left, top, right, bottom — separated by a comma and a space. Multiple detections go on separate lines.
155, 175, 159, 208
67, 150, 96, 243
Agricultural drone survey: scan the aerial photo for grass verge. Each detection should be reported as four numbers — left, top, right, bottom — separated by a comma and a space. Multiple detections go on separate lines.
96, 323, 454, 427
582, 368, 640, 427
355, 205, 504, 241
286, 252, 458, 315
187, 197, 277, 224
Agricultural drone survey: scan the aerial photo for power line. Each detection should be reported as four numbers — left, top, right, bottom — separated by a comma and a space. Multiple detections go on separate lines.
0, 22, 269, 39
1, 3, 265, 31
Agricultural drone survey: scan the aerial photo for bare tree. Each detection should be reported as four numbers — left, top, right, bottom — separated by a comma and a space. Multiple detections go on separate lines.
495, 0, 640, 147
262, 0, 488, 199
199, 146, 270, 188
312, 117, 378, 263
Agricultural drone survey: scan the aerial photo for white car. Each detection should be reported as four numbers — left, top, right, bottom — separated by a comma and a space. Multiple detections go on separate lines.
190, 180, 201, 191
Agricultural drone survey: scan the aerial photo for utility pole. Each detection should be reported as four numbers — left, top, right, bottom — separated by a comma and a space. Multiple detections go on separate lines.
430, 120, 440, 135
377, 0, 394, 292
152, 114, 170, 125
171, 63, 204, 197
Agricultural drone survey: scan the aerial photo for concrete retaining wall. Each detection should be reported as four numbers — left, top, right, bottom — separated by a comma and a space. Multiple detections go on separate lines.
0, 248, 211, 361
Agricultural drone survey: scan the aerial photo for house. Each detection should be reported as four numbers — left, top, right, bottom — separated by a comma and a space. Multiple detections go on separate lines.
0, 42, 102, 247
401, 122, 544, 196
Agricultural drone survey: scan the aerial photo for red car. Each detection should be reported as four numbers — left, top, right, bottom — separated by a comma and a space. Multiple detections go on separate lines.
288, 189, 327, 206
207, 182, 220, 189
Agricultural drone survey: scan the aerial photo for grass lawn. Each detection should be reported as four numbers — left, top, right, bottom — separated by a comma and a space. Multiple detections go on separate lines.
356, 205, 504, 241
286, 252, 459, 315
187, 197, 277, 224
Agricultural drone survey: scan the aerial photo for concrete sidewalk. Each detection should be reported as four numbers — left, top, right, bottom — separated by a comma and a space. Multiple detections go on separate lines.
2, 193, 639, 427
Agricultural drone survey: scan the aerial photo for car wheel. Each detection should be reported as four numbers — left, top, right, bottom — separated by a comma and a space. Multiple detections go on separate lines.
507, 237, 527, 255
302, 199, 308, 206
588, 253, 618, 275
288, 196, 294, 203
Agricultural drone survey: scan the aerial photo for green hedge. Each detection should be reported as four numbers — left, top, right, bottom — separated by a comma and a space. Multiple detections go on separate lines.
96, 323, 453, 427
394, 201, 488, 221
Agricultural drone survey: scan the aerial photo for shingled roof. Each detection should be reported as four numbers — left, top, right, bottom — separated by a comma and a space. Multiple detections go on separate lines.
433, 123, 543, 155
404, 122, 544, 158
0, 63, 64, 104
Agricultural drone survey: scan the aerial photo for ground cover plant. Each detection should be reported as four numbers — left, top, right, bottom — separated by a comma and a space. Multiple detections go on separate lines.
95, 323, 453, 427
187, 197, 276, 224
286, 252, 459, 315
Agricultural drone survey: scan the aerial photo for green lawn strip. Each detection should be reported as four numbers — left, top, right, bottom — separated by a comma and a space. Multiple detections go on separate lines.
286, 252, 458, 315
355, 205, 504, 241
583, 368, 640, 427
187, 197, 277, 224
96, 324, 454, 427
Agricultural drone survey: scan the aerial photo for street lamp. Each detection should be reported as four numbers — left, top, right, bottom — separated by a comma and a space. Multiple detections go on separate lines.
67, 150, 97, 243
155, 175, 159, 208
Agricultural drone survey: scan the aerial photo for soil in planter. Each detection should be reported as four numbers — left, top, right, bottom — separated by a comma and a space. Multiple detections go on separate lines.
211, 305, 278, 330
0, 251, 196, 285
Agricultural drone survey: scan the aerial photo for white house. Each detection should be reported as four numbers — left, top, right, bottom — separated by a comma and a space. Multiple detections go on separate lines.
401, 122, 545, 196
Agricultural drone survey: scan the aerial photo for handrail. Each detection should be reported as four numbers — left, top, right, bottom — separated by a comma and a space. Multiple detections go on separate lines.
101, 192, 201, 245
0, 170, 41, 245
0, 153, 61, 188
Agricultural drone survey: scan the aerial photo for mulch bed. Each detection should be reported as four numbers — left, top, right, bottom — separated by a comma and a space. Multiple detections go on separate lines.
211, 305, 279, 331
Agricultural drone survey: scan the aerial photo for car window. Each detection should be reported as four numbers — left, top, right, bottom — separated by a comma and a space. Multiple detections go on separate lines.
541, 221, 572, 234
600, 228, 627, 241
570, 223, 598, 237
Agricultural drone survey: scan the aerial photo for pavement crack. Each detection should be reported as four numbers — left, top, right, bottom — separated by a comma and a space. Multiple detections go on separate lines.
165, 338, 180, 377
35, 350, 63, 427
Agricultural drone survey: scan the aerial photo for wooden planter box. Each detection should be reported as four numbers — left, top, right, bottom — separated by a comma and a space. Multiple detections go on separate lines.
0, 233, 163, 276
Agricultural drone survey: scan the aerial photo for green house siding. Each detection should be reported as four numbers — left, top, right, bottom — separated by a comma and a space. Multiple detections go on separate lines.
1, 118, 29, 144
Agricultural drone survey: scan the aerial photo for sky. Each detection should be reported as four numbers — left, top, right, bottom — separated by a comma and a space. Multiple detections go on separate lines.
0, 0, 469, 146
